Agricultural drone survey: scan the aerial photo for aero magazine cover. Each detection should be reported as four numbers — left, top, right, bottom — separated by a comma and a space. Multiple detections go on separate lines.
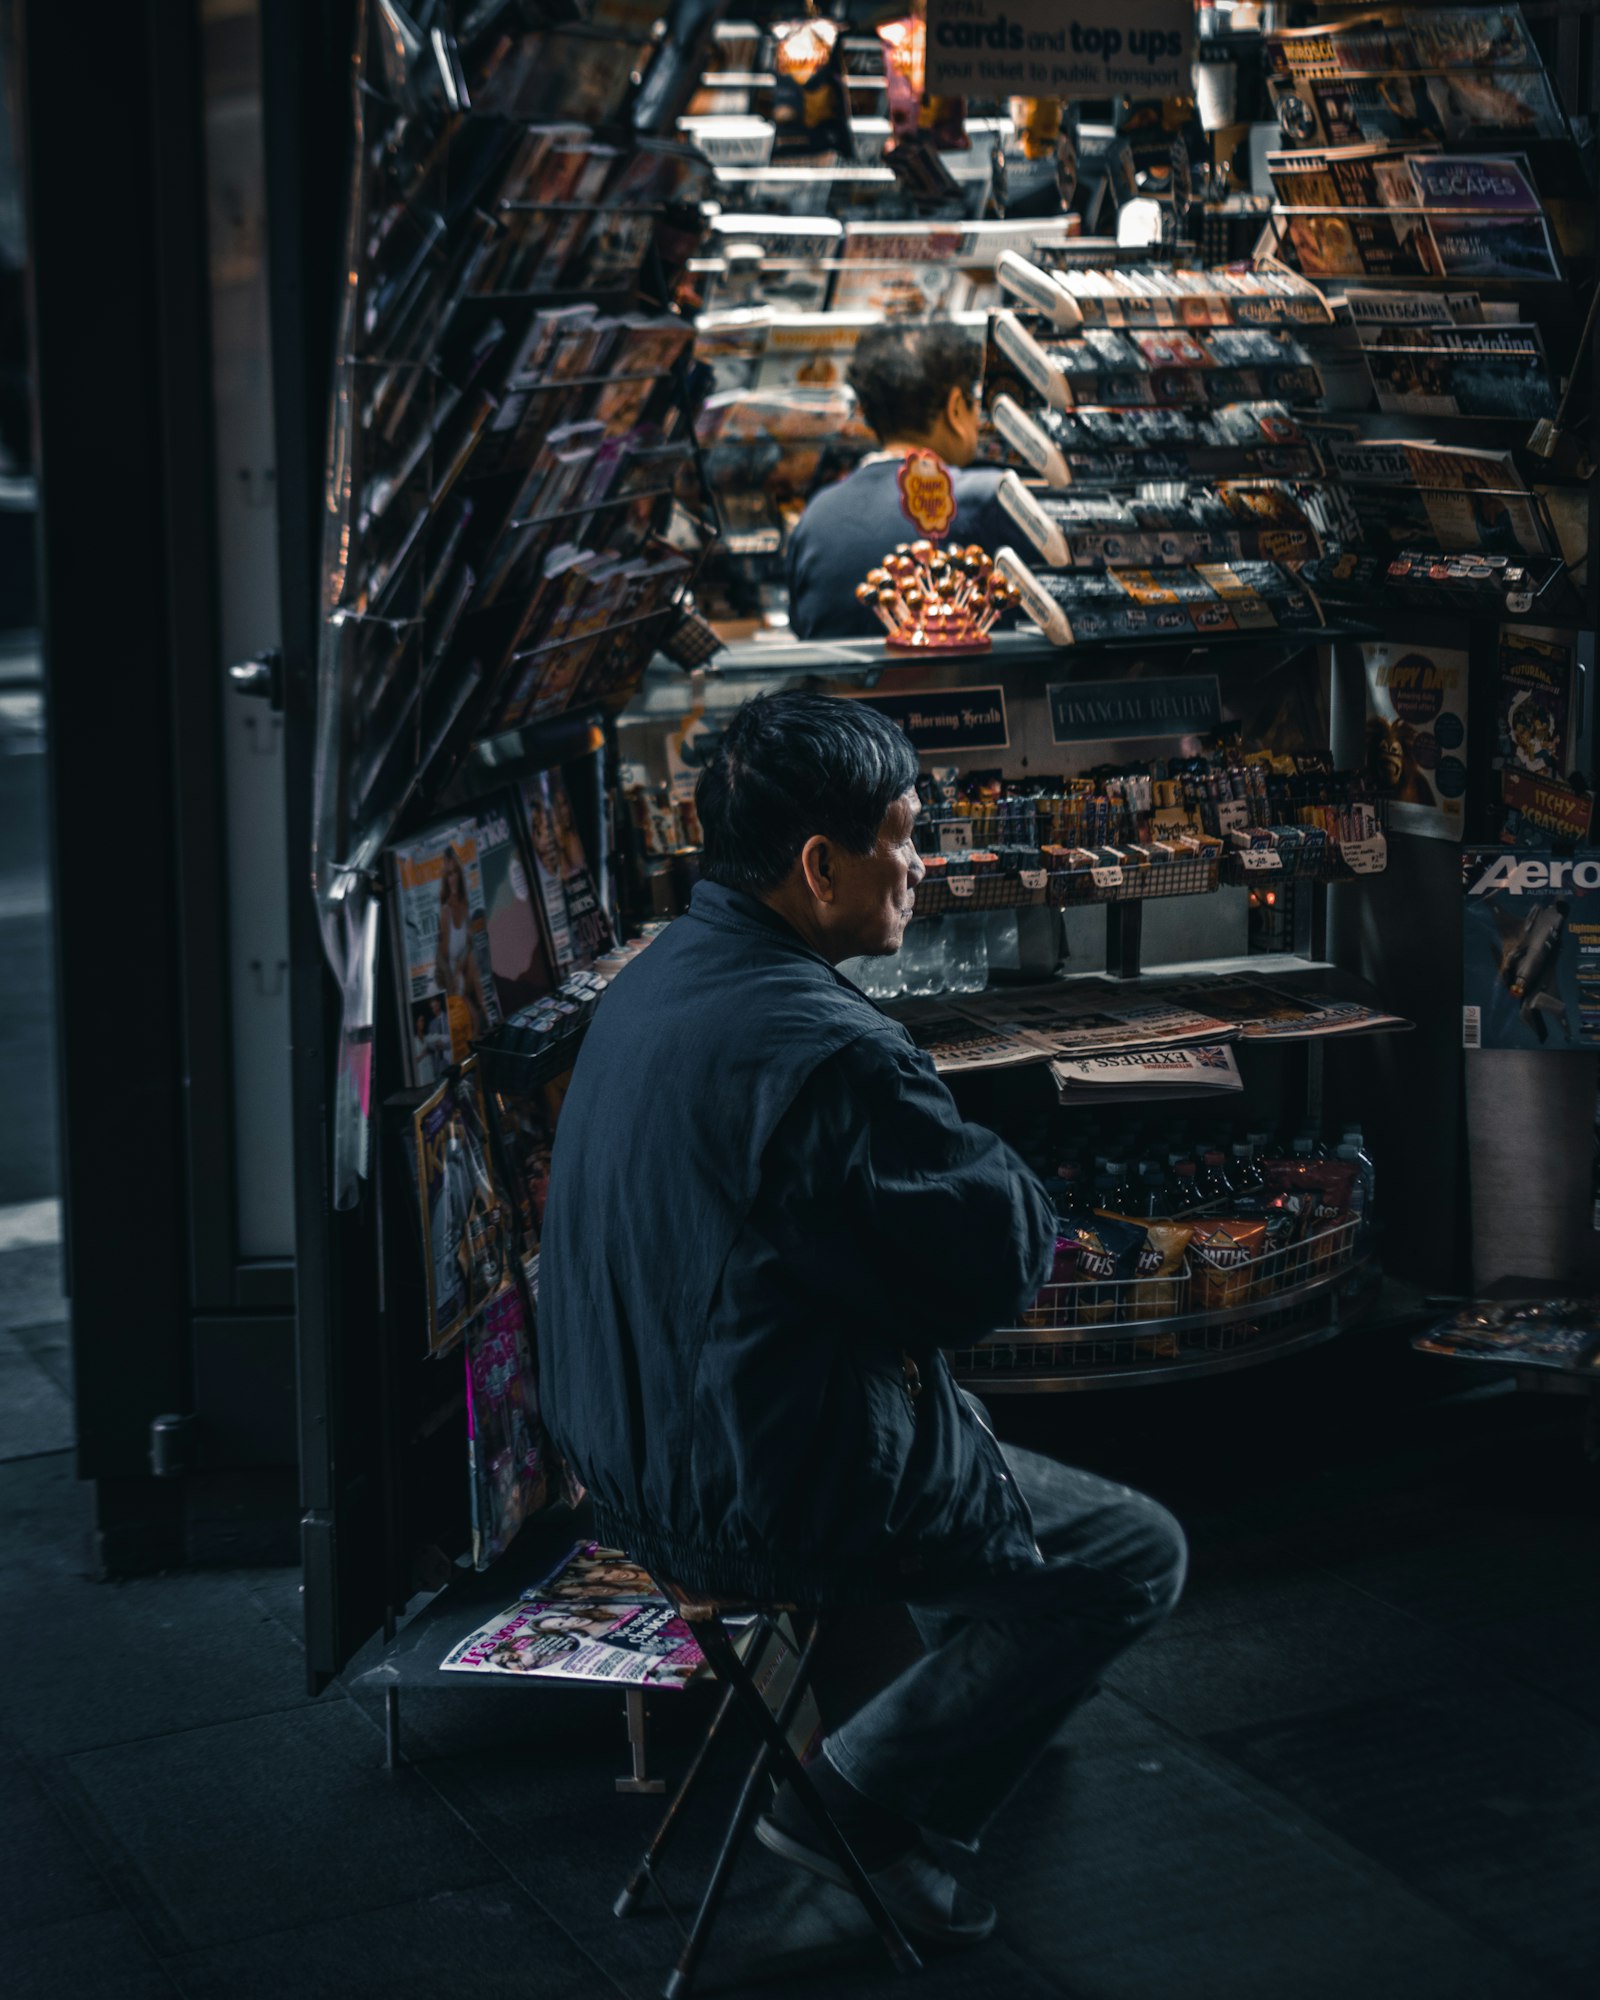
1462, 849, 1600, 1049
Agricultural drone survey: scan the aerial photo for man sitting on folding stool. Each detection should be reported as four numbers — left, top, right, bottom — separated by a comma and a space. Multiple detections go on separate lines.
538, 691, 1187, 1949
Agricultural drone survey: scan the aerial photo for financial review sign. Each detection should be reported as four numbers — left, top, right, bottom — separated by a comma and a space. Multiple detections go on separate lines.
924, 1, 1193, 101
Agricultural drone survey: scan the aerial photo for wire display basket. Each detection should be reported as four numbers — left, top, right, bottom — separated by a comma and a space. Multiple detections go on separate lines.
911, 871, 1048, 918
1048, 850, 1219, 907
1218, 844, 1385, 888
1003, 1214, 1361, 1338
953, 1265, 1378, 1389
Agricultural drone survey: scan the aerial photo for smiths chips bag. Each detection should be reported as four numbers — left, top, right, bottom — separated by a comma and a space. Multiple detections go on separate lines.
1190, 1217, 1267, 1311
1058, 1212, 1146, 1324
1119, 1218, 1193, 1319
772, 18, 855, 162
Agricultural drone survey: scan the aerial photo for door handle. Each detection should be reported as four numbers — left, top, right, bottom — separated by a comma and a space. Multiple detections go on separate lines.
228, 647, 283, 710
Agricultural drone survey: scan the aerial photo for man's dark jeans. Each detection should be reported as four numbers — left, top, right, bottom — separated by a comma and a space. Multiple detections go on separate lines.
821, 1442, 1187, 1848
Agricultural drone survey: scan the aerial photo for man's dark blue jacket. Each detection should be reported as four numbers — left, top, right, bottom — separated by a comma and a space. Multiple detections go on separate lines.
536, 880, 1057, 1606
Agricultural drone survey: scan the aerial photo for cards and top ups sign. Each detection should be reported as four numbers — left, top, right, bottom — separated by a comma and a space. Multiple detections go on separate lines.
924, 1, 1194, 102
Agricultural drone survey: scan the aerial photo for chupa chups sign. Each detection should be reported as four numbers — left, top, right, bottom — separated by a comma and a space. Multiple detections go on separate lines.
924, 0, 1193, 102
897, 449, 958, 536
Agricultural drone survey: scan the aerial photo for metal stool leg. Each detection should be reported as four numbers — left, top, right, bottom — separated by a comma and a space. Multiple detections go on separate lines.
662, 1616, 831, 2000
695, 1619, 923, 1980
661, 1703, 781, 1999
615, 1673, 742, 1917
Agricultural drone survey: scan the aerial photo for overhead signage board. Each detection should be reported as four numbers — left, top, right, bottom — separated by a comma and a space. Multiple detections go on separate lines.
1049, 675, 1221, 744
859, 686, 1010, 753
925, 0, 1194, 102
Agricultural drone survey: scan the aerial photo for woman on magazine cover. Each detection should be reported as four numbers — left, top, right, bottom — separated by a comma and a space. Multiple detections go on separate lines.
436, 845, 490, 1037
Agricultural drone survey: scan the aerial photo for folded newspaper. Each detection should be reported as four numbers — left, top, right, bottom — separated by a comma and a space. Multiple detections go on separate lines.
890, 980, 1408, 1075
1051, 1043, 1241, 1103
953, 985, 1240, 1062
890, 998, 1047, 1072
1172, 981, 1411, 1041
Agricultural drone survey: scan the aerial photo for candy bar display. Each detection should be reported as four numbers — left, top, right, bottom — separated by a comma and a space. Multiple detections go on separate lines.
993, 395, 1325, 489
992, 311, 1325, 414
998, 471, 1331, 569
997, 545, 1324, 647
996, 253, 1337, 330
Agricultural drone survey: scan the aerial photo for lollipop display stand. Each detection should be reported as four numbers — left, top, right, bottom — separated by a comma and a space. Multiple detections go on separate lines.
855, 541, 1019, 654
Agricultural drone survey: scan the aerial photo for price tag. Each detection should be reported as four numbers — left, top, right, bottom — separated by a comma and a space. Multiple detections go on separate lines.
939, 820, 974, 853
1215, 799, 1252, 835
1091, 865, 1124, 888
1341, 832, 1388, 875
1019, 869, 1048, 890
948, 875, 976, 898
1238, 848, 1282, 873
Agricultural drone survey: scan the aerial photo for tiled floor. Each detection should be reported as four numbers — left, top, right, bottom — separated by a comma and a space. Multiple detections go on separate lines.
0, 1285, 1594, 1999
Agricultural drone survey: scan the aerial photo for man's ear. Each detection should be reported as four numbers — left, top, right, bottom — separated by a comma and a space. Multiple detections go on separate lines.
799, 833, 835, 904
944, 382, 967, 433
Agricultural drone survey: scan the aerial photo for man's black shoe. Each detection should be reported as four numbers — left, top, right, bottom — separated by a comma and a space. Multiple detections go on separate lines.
754, 1795, 997, 1947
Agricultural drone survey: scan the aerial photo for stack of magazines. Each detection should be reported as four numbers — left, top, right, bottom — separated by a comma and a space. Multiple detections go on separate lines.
1413, 1300, 1600, 1373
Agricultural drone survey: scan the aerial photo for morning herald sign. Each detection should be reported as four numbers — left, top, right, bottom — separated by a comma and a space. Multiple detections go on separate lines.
924, 0, 1193, 100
